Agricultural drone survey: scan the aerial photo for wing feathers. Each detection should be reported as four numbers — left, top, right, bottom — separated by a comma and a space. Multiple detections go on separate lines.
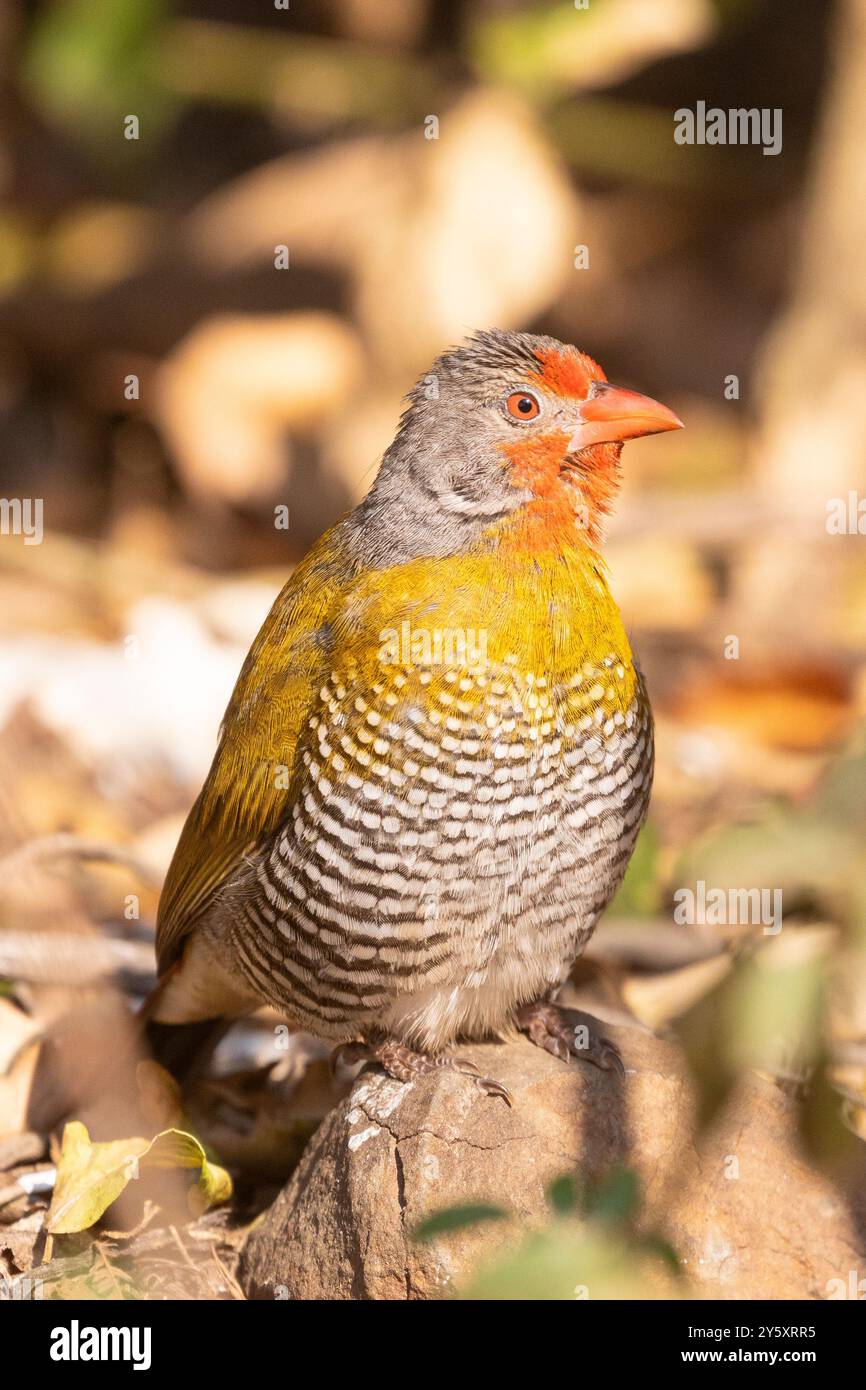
155, 535, 346, 974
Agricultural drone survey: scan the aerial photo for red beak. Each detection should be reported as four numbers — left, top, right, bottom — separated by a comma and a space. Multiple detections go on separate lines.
568, 381, 683, 452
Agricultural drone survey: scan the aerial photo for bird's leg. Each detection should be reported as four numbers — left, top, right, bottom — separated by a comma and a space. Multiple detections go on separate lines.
516, 1001, 625, 1076
332, 1039, 511, 1105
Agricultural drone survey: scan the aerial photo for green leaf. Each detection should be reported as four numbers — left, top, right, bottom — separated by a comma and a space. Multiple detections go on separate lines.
641, 1233, 683, 1278
460, 1226, 653, 1301
23, 0, 173, 154
547, 1173, 579, 1214
47, 1123, 149, 1235
583, 1167, 640, 1225
138, 1128, 233, 1214
413, 1203, 507, 1242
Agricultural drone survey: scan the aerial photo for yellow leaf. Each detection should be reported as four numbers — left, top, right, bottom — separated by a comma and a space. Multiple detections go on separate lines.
141, 1128, 233, 1215
47, 1122, 149, 1235
47, 1121, 232, 1235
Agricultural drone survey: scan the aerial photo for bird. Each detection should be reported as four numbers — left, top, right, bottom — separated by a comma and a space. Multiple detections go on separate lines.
148, 329, 682, 1102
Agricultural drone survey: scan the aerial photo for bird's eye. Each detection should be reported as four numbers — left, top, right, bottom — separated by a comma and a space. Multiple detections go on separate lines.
505, 391, 541, 422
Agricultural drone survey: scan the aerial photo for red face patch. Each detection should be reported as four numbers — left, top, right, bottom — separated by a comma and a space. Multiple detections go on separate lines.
529, 347, 606, 399
497, 432, 582, 551
495, 433, 622, 553
503, 431, 571, 498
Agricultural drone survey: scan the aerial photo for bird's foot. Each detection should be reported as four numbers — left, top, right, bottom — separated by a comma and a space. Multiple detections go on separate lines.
331, 1039, 511, 1105
516, 1002, 625, 1077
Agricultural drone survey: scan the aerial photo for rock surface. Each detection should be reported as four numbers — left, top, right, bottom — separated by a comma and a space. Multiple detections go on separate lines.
240, 1016, 866, 1300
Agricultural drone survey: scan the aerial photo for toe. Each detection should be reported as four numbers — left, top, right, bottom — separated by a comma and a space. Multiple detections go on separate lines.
451, 1055, 511, 1104
449, 1054, 481, 1076
579, 1035, 625, 1076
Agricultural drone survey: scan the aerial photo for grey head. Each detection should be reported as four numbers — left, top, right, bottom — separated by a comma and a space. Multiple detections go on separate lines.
343, 328, 681, 567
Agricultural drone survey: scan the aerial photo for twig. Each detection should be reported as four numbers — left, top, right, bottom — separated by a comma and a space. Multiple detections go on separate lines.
169, 1224, 200, 1277
102, 1200, 161, 1243
0, 833, 161, 890
0, 931, 155, 991
211, 1244, 245, 1300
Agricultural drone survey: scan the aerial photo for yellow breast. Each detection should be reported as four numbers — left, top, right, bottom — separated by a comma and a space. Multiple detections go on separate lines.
342, 545, 638, 724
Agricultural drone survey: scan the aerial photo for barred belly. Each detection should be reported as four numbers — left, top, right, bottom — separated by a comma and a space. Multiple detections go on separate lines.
223, 655, 653, 1050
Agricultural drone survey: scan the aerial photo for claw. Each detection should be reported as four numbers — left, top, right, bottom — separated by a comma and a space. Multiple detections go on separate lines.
446, 1054, 512, 1105
450, 1055, 480, 1076
517, 1002, 624, 1080
599, 1042, 626, 1077
475, 1074, 513, 1106
337, 1039, 511, 1103
330, 1041, 368, 1079
581, 1037, 625, 1076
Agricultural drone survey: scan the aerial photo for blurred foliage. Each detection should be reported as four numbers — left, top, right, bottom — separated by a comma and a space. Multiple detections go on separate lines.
414, 1202, 508, 1241
468, 0, 716, 96
23, 0, 174, 156
677, 743, 866, 932
611, 821, 663, 917
673, 932, 828, 1130
417, 1166, 682, 1300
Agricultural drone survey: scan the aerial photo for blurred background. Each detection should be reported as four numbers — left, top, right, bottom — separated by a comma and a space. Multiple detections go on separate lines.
1, 0, 865, 1298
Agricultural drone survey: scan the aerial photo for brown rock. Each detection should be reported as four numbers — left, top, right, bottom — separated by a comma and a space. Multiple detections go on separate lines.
239, 1017, 866, 1300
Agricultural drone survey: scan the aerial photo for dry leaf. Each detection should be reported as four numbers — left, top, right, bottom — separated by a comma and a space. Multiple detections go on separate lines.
47, 1121, 231, 1235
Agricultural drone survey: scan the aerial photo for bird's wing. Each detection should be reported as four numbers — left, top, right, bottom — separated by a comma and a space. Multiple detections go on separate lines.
155, 535, 348, 975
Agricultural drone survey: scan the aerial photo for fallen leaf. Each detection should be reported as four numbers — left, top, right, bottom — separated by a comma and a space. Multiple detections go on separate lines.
47, 1120, 231, 1235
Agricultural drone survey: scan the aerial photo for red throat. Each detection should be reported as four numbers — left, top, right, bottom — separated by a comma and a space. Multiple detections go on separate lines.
497, 433, 622, 552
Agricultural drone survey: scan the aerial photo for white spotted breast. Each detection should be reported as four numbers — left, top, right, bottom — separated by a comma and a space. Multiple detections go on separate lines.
220, 649, 653, 1045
